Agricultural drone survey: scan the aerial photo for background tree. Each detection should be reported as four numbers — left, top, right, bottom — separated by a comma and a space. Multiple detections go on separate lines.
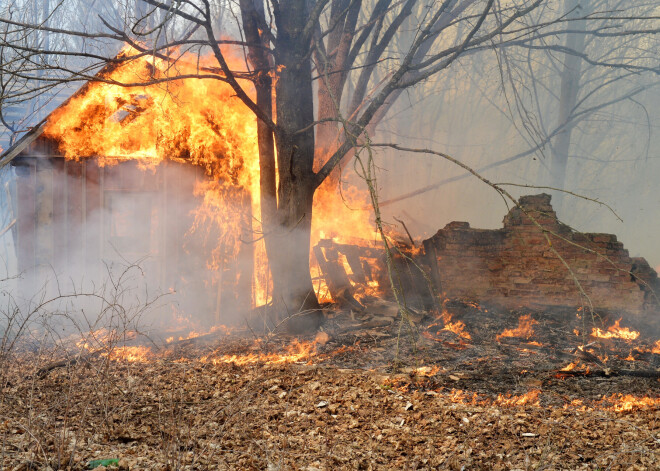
370, 0, 659, 266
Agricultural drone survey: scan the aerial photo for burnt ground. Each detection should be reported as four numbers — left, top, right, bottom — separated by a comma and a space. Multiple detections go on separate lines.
1, 301, 659, 470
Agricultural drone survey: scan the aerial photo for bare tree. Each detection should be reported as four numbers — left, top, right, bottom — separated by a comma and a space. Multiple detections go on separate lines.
1, 0, 658, 330
371, 1, 659, 219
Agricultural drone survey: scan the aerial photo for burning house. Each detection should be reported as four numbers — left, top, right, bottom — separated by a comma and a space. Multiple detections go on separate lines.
0, 48, 262, 324
0, 47, 382, 326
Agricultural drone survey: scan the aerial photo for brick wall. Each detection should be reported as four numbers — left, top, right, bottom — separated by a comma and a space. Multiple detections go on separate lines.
423, 194, 659, 314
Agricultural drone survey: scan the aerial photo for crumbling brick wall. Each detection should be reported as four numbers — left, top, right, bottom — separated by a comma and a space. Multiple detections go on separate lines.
423, 194, 659, 314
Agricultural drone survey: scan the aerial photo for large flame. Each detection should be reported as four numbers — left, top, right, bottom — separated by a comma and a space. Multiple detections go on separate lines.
41, 45, 379, 313
43, 46, 269, 307
44, 46, 258, 180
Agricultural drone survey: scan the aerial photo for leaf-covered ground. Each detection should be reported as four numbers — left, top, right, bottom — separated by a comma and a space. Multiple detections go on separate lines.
1, 351, 658, 470
2, 302, 659, 470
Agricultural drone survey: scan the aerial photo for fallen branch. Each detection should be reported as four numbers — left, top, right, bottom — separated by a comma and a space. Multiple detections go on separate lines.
554, 368, 660, 379
34, 350, 103, 379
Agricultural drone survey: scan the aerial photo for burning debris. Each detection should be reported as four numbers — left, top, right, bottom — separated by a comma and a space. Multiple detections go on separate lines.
312, 238, 388, 308
312, 194, 659, 327
591, 318, 641, 340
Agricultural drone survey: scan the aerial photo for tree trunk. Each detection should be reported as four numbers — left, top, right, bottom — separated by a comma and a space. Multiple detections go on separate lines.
270, 175, 320, 331
269, 1, 322, 331
314, 0, 360, 178
550, 0, 586, 209
239, 0, 278, 307
316, 77, 343, 173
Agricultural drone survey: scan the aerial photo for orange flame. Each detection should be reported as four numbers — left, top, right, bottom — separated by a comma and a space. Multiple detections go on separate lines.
423, 302, 471, 343
496, 314, 537, 341
439, 308, 471, 340
44, 46, 257, 177
590, 319, 640, 341
652, 340, 660, 354
108, 345, 153, 363
203, 339, 317, 365
495, 389, 541, 407
599, 394, 660, 412
42, 46, 270, 306
75, 329, 153, 363
445, 389, 540, 408
311, 182, 383, 303
447, 389, 480, 406
440, 389, 657, 412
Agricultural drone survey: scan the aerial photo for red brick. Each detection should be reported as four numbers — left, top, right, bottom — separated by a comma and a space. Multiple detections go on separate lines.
423, 193, 659, 315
